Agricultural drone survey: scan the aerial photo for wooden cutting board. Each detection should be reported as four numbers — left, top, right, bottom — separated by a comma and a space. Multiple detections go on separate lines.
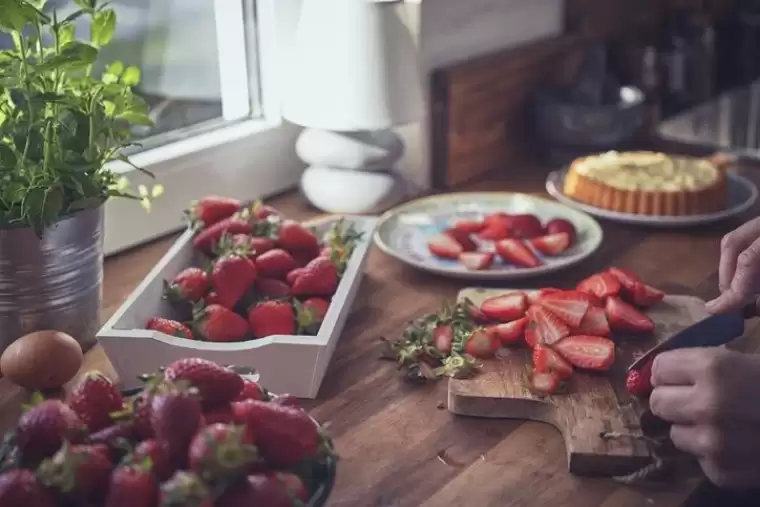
448, 287, 709, 477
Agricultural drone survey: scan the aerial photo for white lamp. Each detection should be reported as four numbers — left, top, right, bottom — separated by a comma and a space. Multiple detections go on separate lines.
283, 0, 424, 214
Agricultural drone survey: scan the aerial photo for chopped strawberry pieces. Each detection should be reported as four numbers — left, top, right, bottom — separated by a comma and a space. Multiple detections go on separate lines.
553, 335, 616, 371
605, 296, 655, 334
607, 267, 641, 293
574, 306, 610, 337
480, 292, 528, 322
453, 219, 485, 234
464, 329, 499, 359
488, 318, 527, 345
577, 272, 621, 300
459, 251, 494, 271
536, 292, 590, 328
629, 282, 665, 308
526, 287, 561, 305
444, 228, 477, 252
524, 320, 539, 348
529, 232, 571, 256
478, 222, 511, 241
529, 370, 560, 396
532, 344, 573, 380
427, 234, 463, 260
495, 239, 542, 268
528, 306, 570, 345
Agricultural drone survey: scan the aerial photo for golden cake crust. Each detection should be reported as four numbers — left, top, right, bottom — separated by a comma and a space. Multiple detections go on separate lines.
563, 151, 727, 216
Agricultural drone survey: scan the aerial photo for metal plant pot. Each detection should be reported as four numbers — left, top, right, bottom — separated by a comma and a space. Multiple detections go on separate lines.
0, 206, 105, 354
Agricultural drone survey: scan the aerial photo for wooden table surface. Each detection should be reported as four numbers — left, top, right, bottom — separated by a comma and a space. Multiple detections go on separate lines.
2, 163, 760, 507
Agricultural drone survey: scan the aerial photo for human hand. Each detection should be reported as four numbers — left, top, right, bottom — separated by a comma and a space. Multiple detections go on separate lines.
649, 347, 760, 488
707, 217, 760, 314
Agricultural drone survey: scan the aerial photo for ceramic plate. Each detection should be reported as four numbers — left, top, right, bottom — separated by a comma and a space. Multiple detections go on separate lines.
373, 192, 604, 280
546, 169, 759, 227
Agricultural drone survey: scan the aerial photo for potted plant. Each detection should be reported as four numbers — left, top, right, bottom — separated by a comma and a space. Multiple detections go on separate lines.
0, 0, 161, 353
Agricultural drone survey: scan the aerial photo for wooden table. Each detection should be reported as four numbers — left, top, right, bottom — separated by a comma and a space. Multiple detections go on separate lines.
2, 163, 759, 507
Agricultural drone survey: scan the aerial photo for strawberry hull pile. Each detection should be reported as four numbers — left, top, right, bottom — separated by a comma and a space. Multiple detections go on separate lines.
384, 267, 665, 395
0, 358, 335, 507
147, 196, 362, 343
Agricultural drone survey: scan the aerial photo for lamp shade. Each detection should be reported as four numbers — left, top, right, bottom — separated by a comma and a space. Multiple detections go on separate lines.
283, 0, 424, 131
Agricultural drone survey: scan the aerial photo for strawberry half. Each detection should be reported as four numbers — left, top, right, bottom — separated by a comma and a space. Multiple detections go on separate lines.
526, 287, 561, 305
432, 325, 454, 354
478, 221, 510, 241
464, 329, 499, 359
529, 233, 571, 256
487, 317, 527, 345
444, 228, 477, 252
495, 239, 542, 268
553, 335, 616, 371
607, 267, 641, 293
605, 297, 655, 333
576, 272, 621, 300
453, 219, 485, 234
528, 305, 570, 345
574, 306, 610, 336
629, 282, 665, 308
480, 292, 528, 322
626, 359, 654, 397
529, 371, 560, 397
524, 321, 539, 348
532, 344, 573, 380
536, 292, 590, 328
427, 234, 463, 260
459, 251, 494, 271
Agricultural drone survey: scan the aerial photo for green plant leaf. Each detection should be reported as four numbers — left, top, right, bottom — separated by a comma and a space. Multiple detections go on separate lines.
91, 8, 116, 47
41, 186, 63, 225
72, 0, 97, 13
0, 0, 39, 32
117, 111, 153, 127
37, 41, 98, 72
122, 66, 141, 87
57, 22, 76, 45
0, 145, 16, 170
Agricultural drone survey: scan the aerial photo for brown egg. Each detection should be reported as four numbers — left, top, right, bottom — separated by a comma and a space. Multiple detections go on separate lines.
0, 330, 84, 391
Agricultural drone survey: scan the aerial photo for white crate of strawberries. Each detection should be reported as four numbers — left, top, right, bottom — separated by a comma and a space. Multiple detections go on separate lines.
98, 197, 377, 398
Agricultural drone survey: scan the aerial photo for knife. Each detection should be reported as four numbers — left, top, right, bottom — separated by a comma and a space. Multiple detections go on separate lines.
628, 302, 758, 371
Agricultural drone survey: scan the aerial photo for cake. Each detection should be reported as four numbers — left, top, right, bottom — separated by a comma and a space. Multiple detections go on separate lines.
563, 151, 727, 216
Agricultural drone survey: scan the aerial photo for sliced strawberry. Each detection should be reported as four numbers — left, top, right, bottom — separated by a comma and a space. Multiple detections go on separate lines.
427, 234, 463, 260
574, 306, 610, 336
444, 228, 477, 252
524, 320, 539, 348
532, 344, 573, 380
560, 289, 603, 307
487, 317, 527, 345
537, 292, 590, 328
483, 212, 510, 228
577, 272, 621, 300
553, 335, 616, 371
478, 222, 510, 241
459, 252, 494, 271
453, 219, 485, 234
432, 325, 453, 354
480, 292, 528, 322
529, 370, 560, 397
629, 282, 665, 308
526, 287, 561, 305
626, 358, 654, 397
605, 297, 655, 333
529, 233, 571, 256
467, 303, 490, 323
505, 214, 544, 239
495, 239, 542, 268
464, 329, 499, 359
530, 306, 570, 345
607, 267, 641, 293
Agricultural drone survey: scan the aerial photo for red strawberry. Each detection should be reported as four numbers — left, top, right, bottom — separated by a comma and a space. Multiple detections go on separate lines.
159, 471, 213, 507
444, 228, 477, 251
189, 424, 259, 483
432, 325, 454, 354
87, 423, 137, 460
228, 233, 277, 260
607, 267, 641, 293
487, 317, 527, 345
249, 236, 277, 256
426, 233, 463, 259
529, 371, 560, 396
605, 297, 655, 333
478, 221, 510, 241
277, 220, 319, 253
130, 390, 156, 440
215, 473, 306, 507
255, 277, 291, 298
558, 289, 603, 307
255, 249, 297, 279
132, 439, 174, 481
464, 329, 499, 359
291, 245, 322, 268
626, 359, 654, 397
466, 301, 490, 323
553, 335, 616, 371
459, 251, 494, 271
164, 268, 210, 303
146, 318, 193, 339
150, 385, 203, 467
212, 254, 258, 309
495, 239, 542, 268
186, 196, 241, 228
248, 300, 295, 338
529, 233, 571, 256
37, 444, 113, 504
574, 306, 610, 336
0, 469, 57, 507
193, 304, 249, 342
577, 272, 621, 300
629, 282, 665, 308
105, 462, 159, 507
537, 292, 590, 328
544, 218, 576, 244
286, 268, 305, 286
231, 400, 321, 468
483, 212, 510, 227
234, 379, 267, 402
163, 358, 245, 409
529, 306, 570, 345
246, 200, 280, 220
524, 321, 539, 348
532, 344, 573, 380
480, 292, 528, 322
193, 218, 251, 254
301, 297, 330, 323
17, 399, 87, 462
291, 256, 339, 297
66, 370, 124, 432
526, 287, 561, 305
504, 214, 544, 239
204, 292, 221, 307
453, 219, 485, 234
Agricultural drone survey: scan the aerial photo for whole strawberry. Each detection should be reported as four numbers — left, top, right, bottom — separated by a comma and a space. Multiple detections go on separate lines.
164, 267, 210, 303
189, 423, 259, 483
296, 297, 330, 334
163, 358, 244, 409
87, 422, 137, 461
150, 384, 203, 467
255, 249, 297, 279
291, 256, 339, 297
132, 439, 174, 482
193, 217, 251, 254
204, 404, 236, 425
159, 471, 213, 507
186, 196, 242, 228
255, 277, 292, 298
212, 254, 258, 309
130, 389, 156, 440
105, 462, 159, 507
231, 400, 321, 468
247, 300, 295, 338
193, 304, 249, 342
215, 473, 307, 507
17, 399, 87, 462
286, 268, 305, 286
277, 220, 319, 253
626, 359, 654, 397
0, 469, 57, 507
37, 443, 113, 504
146, 318, 194, 339
234, 379, 267, 402
229, 234, 276, 259
67, 370, 125, 432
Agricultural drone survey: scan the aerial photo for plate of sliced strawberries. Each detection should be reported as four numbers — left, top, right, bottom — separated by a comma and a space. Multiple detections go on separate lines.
374, 192, 604, 279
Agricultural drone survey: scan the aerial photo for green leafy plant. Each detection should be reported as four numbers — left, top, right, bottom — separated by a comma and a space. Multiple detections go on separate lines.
0, 0, 162, 235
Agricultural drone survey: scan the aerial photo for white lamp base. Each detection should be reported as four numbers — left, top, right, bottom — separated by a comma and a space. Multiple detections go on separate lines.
296, 128, 409, 214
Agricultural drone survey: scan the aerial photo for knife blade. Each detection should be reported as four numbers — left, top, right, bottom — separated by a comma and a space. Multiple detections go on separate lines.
628, 303, 757, 371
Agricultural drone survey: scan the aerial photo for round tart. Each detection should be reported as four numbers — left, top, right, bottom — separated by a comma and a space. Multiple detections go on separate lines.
563, 151, 727, 216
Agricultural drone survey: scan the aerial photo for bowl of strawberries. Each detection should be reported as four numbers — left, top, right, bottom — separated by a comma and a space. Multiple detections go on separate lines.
0, 358, 337, 507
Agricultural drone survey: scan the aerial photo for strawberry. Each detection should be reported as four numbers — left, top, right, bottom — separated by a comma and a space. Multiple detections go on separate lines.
286, 268, 305, 286
189, 423, 258, 483
255, 249, 297, 279
553, 335, 616, 371
130, 389, 156, 440
164, 268, 210, 303
605, 296, 654, 333
526, 287, 561, 305
247, 300, 295, 338
159, 471, 213, 507
537, 292, 590, 328
464, 329, 499, 359
105, 462, 159, 507
277, 220, 319, 253
629, 282, 665, 308
271, 394, 301, 409
477, 221, 510, 241
234, 379, 267, 402
0, 469, 57, 507
150, 384, 203, 467
432, 325, 454, 354
255, 277, 291, 298
626, 359, 654, 397
66, 370, 125, 432
529, 305, 570, 345
301, 297, 330, 323
17, 399, 87, 462
231, 400, 322, 467
37, 443, 113, 504
87, 423, 137, 460
163, 358, 245, 409
544, 218, 576, 244
193, 304, 249, 342
558, 289, 603, 307
215, 473, 306, 507
532, 344, 573, 380
529, 371, 560, 396
186, 196, 241, 228
453, 219, 485, 234
466, 302, 490, 323
577, 272, 621, 300
487, 317, 527, 345
504, 214, 544, 239
146, 318, 193, 339
483, 212, 510, 227
444, 227, 477, 251
132, 439, 174, 482
204, 292, 221, 306
193, 217, 251, 254
227, 233, 277, 260
212, 254, 258, 309
495, 239, 542, 268
524, 321, 539, 348
291, 245, 322, 268
607, 267, 641, 293
459, 251, 494, 270
249, 236, 277, 256
291, 256, 339, 297
426, 233, 463, 259
574, 306, 610, 336
529, 232, 571, 256
245, 200, 281, 221
480, 292, 528, 322
271, 472, 309, 502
